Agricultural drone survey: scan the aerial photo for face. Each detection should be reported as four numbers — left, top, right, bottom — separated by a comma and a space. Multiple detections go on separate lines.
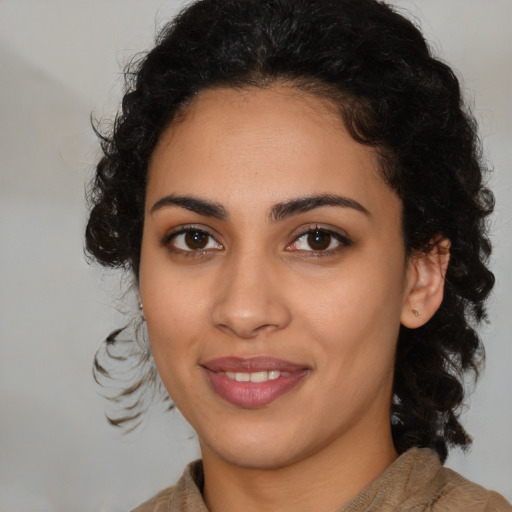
139, 86, 415, 470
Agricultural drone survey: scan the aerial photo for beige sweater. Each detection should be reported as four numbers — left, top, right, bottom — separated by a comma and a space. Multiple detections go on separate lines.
132, 448, 511, 512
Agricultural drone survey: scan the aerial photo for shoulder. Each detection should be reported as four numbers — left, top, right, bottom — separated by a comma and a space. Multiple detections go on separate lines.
343, 448, 511, 512
131, 486, 175, 512
428, 466, 512, 512
396, 448, 511, 512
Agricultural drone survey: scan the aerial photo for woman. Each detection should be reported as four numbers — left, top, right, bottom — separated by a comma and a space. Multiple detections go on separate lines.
86, 0, 511, 510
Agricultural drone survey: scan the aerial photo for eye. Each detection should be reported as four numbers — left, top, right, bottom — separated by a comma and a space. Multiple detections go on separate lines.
287, 227, 351, 254
164, 228, 223, 253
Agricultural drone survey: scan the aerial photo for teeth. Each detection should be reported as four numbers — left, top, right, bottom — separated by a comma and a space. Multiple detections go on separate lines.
250, 371, 268, 383
223, 371, 282, 382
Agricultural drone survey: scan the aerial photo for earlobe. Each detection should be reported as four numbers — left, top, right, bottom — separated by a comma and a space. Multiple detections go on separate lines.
401, 238, 450, 328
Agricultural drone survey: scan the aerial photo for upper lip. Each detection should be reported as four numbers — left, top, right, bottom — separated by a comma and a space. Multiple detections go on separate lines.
201, 356, 309, 373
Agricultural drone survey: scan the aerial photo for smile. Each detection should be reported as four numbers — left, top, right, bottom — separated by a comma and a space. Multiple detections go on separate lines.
223, 370, 289, 382
202, 357, 309, 408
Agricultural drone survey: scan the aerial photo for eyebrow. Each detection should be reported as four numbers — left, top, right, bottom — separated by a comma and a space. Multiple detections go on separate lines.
270, 194, 370, 221
150, 193, 369, 221
150, 194, 228, 219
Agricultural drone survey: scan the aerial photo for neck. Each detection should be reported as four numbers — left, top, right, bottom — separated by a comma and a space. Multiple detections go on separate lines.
201, 424, 397, 512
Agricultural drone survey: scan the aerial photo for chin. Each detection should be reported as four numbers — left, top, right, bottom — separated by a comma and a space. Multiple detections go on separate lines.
200, 425, 309, 470
215, 445, 301, 471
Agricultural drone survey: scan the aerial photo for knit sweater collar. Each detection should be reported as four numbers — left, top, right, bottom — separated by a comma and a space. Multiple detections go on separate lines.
167, 448, 443, 512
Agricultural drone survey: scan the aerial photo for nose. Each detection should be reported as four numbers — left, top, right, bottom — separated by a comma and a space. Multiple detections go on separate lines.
210, 253, 292, 339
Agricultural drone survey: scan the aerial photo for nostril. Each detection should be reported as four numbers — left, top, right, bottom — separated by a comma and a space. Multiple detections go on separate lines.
210, 261, 293, 338
214, 320, 280, 340
211, 300, 292, 339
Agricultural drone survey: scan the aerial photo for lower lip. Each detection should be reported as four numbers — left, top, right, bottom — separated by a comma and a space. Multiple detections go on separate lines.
204, 369, 308, 408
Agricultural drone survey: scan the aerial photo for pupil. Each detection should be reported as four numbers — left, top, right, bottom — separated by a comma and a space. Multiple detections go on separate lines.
308, 231, 331, 250
185, 231, 208, 249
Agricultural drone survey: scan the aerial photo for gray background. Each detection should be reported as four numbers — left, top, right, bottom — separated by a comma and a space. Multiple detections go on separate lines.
0, 1, 510, 510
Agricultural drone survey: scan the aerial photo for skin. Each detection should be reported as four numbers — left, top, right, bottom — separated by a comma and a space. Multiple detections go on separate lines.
138, 85, 448, 512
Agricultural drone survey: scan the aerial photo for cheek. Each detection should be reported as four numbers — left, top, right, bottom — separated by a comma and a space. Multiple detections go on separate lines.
143, 291, 208, 411
290, 254, 405, 384
295, 263, 405, 339
138, 253, 207, 381
144, 283, 206, 355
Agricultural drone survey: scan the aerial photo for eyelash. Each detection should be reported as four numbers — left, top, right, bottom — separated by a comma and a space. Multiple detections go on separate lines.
161, 225, 352, 258
286, 225, 352, 258
161, 225, 223, 257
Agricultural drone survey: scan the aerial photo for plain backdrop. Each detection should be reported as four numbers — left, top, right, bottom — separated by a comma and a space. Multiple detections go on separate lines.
0, 1, 511, 510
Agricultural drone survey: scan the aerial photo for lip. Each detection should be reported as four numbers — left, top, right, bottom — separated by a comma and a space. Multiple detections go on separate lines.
201, 356, 310, 408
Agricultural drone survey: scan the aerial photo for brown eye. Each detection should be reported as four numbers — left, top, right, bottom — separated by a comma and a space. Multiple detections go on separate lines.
307, 230, 332, 251
184, 231, 209, 250
167, 228, 223, 252
287, 227, 351, 254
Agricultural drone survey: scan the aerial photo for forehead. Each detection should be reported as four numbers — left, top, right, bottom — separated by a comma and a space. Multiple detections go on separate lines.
146, 85, 399, 220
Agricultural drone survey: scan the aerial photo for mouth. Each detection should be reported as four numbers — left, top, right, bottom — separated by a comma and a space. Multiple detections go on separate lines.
201, 356, 310, 408
222, 370, 289, 382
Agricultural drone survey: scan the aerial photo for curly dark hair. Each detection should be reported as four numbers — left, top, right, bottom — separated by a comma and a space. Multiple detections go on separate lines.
86, 0, 494, 462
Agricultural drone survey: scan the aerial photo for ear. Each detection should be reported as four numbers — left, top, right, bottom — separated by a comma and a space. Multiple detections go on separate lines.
401, 238, 450, 328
